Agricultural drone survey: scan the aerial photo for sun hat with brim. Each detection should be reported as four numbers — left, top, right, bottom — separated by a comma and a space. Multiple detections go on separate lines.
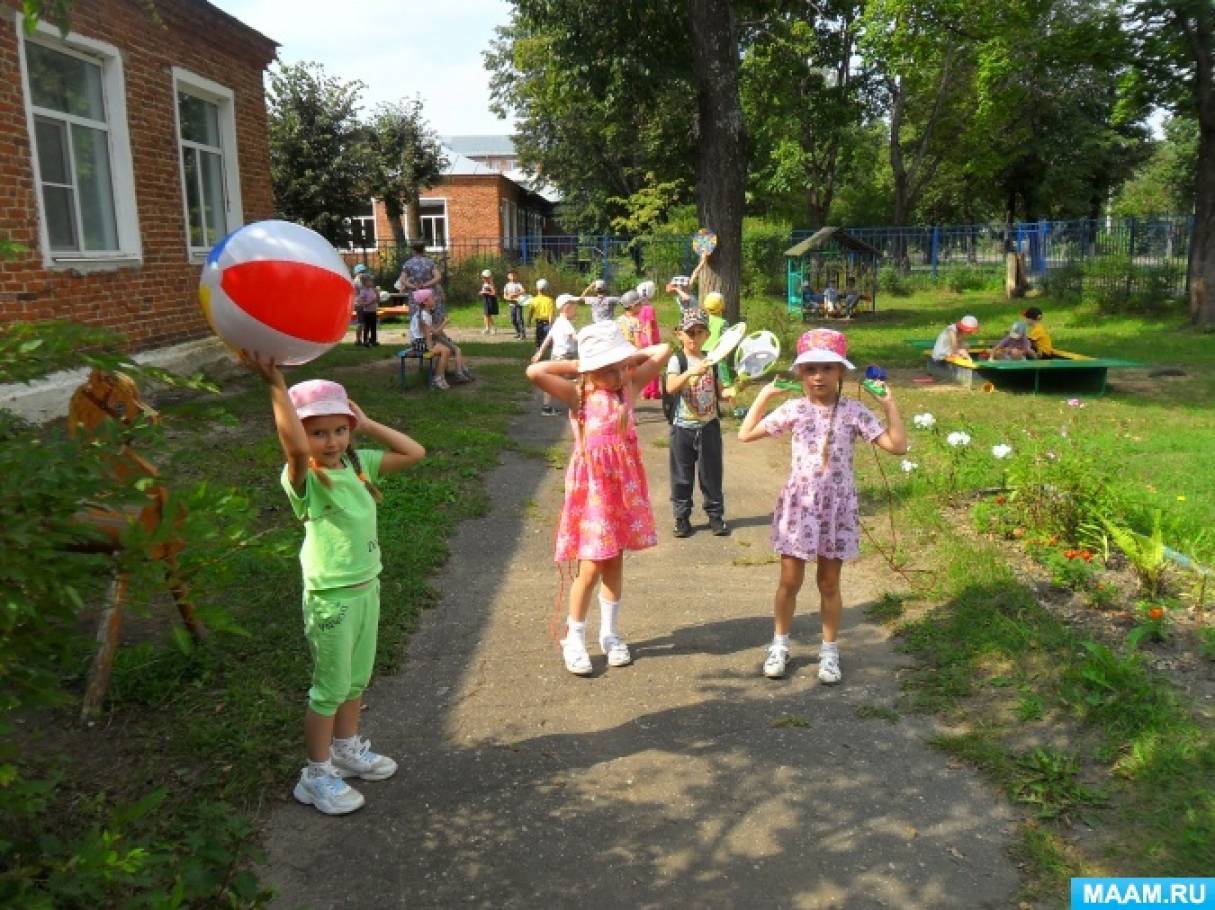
792, 328, 855, 370
288, 379, 357, 429
1010, 321, 1027, 338
620, 289, 640, 309
556, 293, 577, 308
956, 315, 980, 334
577, 322, 637, 373
636, 279, 656, 300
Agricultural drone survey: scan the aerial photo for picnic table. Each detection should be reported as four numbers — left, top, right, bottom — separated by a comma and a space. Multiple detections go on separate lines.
906, 340, 1141, 395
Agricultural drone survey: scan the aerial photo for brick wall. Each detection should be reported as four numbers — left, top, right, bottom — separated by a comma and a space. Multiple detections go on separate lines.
0, 0, 276, 350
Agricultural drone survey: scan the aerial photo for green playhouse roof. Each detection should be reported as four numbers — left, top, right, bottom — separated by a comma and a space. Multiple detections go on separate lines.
784, 227, 880, 258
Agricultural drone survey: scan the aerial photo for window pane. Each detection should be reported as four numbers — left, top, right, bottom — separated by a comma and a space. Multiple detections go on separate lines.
71, 124, 118, 251
200, 149, 227, 244
42, 184, 79, 250
27, 42, 105, 120
34, 116, 70, 184
178, 93, 220, 146
182, 147, 205, 249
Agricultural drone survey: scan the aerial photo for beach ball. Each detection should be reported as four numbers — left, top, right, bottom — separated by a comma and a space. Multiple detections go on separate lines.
198, 220, 353, 365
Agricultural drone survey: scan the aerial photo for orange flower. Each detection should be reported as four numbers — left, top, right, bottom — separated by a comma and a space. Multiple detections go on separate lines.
1012, 527, 1026, 539
995, 495, 1007, 505
1147, 606, 1165, 621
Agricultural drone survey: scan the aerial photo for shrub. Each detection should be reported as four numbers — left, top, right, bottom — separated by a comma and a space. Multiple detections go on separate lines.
879, 265, 912, 296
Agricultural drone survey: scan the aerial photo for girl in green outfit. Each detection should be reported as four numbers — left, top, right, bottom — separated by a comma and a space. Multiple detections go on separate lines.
242, 352, 425, 816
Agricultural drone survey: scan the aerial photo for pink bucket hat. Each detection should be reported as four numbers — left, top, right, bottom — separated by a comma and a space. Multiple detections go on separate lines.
792, 328, 855, 370
287, 379, 357, 428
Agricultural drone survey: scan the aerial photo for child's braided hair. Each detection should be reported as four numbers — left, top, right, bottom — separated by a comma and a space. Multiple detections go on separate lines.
819, 372, 845, 473
307, 445, 383, 502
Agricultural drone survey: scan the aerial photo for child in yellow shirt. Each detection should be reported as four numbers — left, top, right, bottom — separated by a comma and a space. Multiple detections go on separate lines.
1022, 307, 1055, 358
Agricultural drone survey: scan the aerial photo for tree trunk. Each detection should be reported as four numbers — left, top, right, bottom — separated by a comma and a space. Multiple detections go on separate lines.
405, 191, 424, 244
688, 0, 746, 323
384, 196, 407, 248
1190, 16, 1215, 326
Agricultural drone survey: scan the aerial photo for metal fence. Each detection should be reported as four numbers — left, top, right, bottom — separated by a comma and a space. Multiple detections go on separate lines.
794, 216, 1193, 299
338, 215, 1193, 303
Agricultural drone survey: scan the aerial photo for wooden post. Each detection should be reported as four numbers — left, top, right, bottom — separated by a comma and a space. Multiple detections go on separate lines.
82, 573, 129, 721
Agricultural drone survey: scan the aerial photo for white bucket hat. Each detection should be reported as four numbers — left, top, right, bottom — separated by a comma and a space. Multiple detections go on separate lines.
576, 322, 637, 372
636, 279, 656, 299
556, 293, 577, 308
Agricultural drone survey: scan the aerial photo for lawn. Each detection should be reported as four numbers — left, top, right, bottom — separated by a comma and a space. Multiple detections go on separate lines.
3, 283, 1212, 906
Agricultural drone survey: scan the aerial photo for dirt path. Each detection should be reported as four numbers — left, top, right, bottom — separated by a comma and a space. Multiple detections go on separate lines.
262, 376, 1021, 909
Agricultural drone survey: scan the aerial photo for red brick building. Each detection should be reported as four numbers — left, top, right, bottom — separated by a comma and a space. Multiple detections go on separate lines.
359, 149, 558, 264
0, 0, 276, 350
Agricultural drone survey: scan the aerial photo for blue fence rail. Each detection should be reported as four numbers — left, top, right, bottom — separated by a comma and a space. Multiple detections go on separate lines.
339, 215, 1192, 303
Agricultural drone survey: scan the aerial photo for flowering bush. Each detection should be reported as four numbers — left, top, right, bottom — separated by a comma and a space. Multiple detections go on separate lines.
992, 443, 1013, 460
912, 412, 936, 429
946, 431, 972, 447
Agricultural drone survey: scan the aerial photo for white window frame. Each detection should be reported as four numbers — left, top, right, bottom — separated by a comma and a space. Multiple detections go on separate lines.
417, 197, 448, 252
16, 13, 141, 270
171, 67, 242, 261
343, 197, 377, 252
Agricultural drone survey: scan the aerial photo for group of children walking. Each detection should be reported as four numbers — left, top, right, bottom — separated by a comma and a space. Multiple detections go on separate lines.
252, 269, 906, 817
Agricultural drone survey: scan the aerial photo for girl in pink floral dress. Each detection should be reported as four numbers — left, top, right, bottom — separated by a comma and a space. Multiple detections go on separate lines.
738, 329, 907, 685
526, 322, 671, 675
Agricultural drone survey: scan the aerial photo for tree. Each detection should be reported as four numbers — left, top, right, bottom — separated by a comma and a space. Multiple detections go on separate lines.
1112, 116, 1201, 216
364, 99, 448, 248
266, 62, 370, 244
860, 0, 975, 264
741, 1, 874, 227
488, 1, 747, 317
1125, 0, 1215, 325
485, 9, 694, 232
688, 0, 747, 313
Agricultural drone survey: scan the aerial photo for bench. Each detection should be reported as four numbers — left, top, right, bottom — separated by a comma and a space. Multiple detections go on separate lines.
397, 347, 435, 389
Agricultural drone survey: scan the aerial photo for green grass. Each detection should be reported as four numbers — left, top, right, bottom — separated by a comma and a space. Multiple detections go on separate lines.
891, 531, 1215, 888
738, 289, 1215, 559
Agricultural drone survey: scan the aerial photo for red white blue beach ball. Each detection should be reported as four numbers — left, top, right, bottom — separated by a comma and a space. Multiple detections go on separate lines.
198, 220, 353, 365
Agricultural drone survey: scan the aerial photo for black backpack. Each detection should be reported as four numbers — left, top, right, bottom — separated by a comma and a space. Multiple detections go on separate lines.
662, 351, 720, 424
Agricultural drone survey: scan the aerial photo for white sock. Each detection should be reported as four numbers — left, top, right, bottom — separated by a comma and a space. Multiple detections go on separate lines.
821, 639, 839, 656
307, 759, 331, 777
566, 619, 586, 644
599, 597, 620, 640
773, 633, 790, 649
333, 735, 359, 752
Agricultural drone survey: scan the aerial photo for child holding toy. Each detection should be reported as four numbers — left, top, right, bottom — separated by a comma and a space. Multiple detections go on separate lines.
666, 309, 732, 538
240, 353, 425, 815
738, 329, 906, 684
525, 323, 670, 675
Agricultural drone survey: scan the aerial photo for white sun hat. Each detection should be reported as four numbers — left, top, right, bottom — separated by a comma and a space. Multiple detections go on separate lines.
636, 279, 656, 299
555, 293, 577, 308
481, 269, 493, 278
576, 322, 637, 372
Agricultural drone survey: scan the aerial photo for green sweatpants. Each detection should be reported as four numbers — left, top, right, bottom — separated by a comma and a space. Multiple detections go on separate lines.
302, 579, 380, 716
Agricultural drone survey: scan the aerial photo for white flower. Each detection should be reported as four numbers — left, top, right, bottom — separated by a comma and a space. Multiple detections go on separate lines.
991, 444, 1012, 460
946, 431, 971, 447
900, 459, 918, 473
912, 413, 936, 429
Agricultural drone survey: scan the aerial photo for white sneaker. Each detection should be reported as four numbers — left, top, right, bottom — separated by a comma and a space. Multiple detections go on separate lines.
818, 651, 842, 685
331, 736, 398, 781
293, 763, 365, 815
763, 643, 789, 679
599, 634, 632, 667
561, 635, 593, 676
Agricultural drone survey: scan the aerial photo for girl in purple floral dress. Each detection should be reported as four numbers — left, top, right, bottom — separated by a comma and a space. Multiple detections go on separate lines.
738, 329, 907, 685
526, 322, 671, 676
